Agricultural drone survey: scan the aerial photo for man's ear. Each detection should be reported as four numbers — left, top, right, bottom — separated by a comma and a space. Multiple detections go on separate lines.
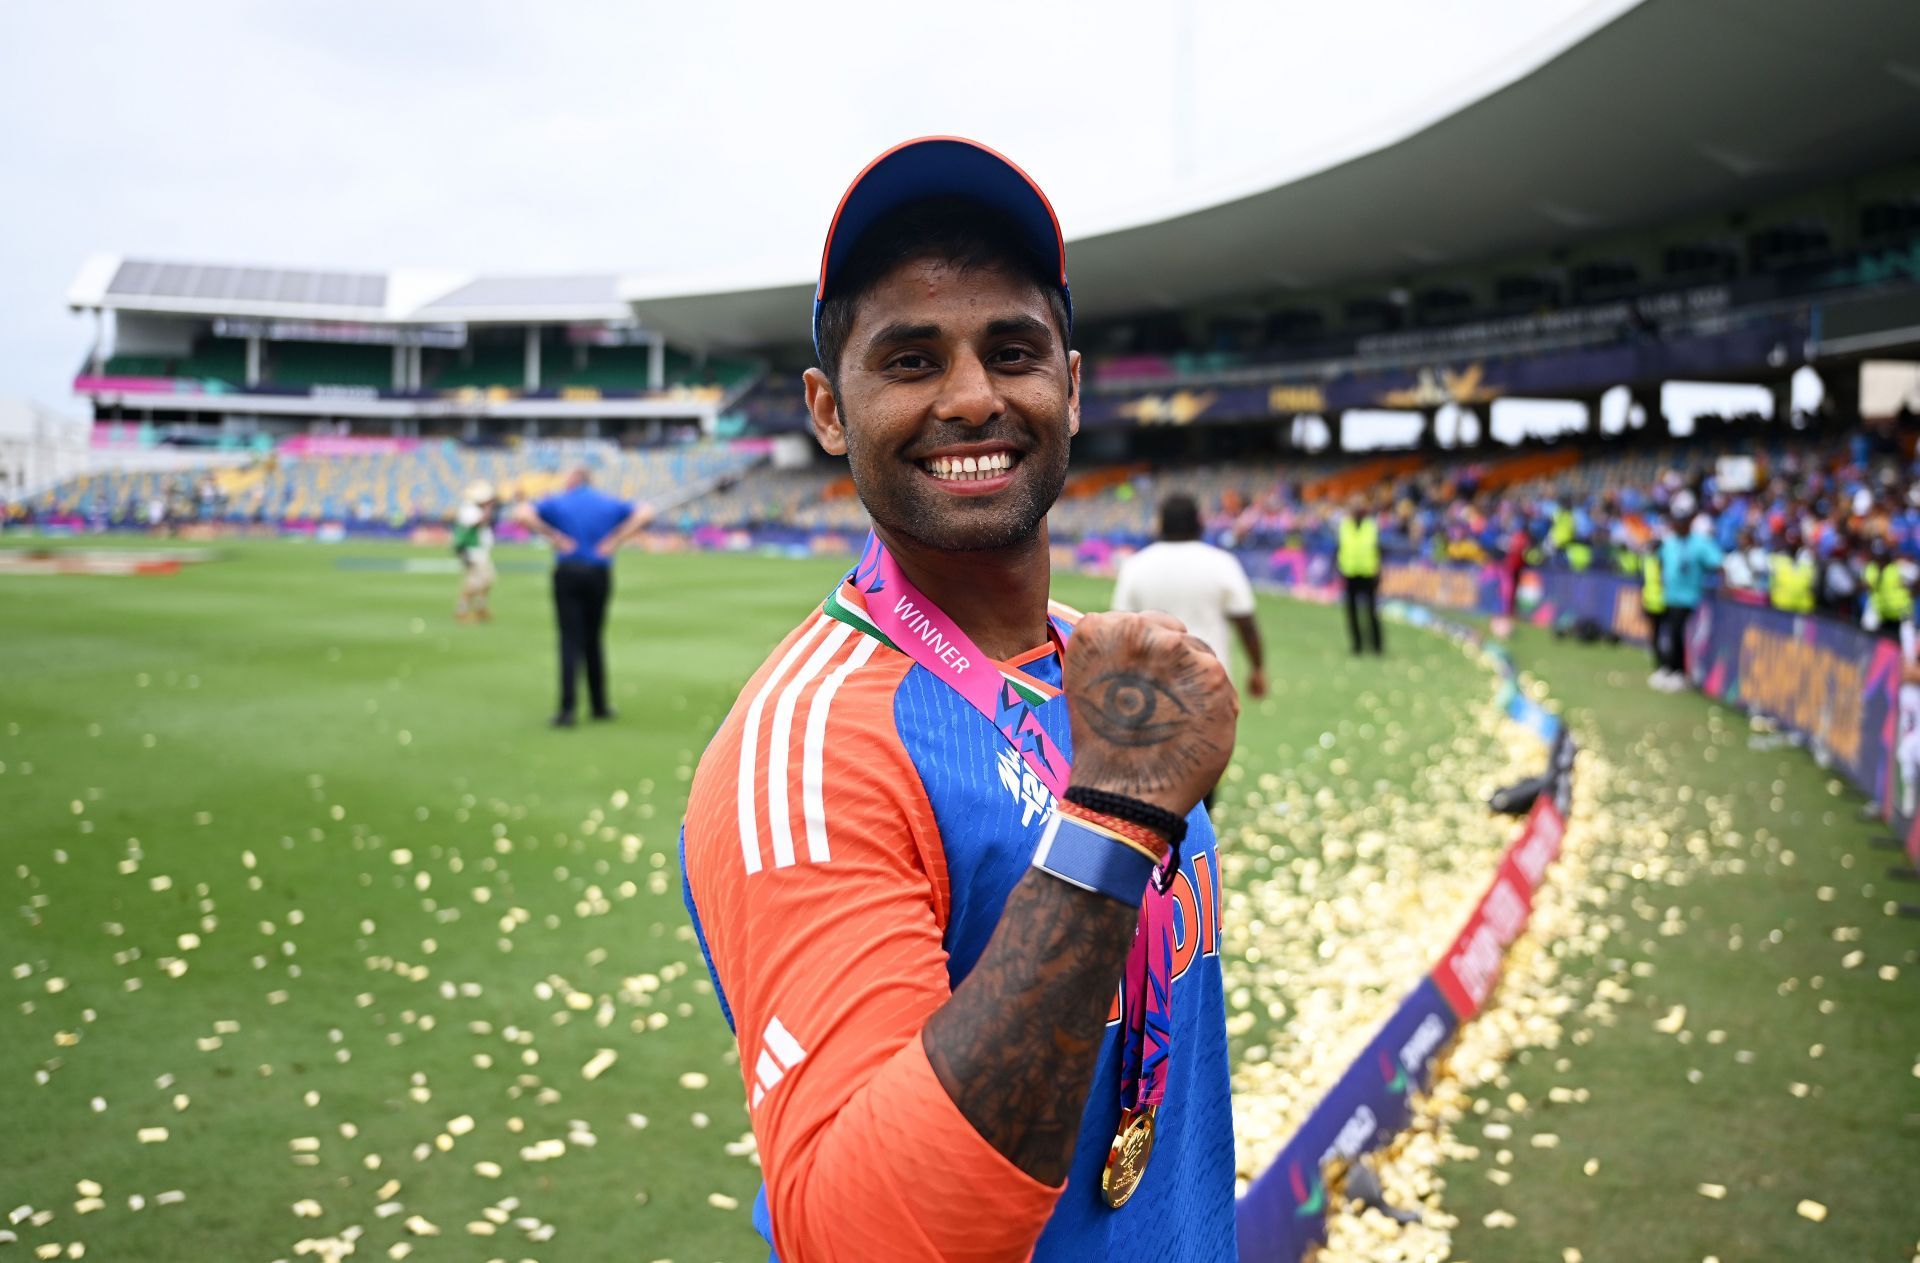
1066, 349, 1082, 439
803, 368, 846, 456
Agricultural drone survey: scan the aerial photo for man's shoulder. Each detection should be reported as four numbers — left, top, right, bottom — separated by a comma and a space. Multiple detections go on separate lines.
692, 611, 915, 788
1123, 540, 1183, 570
684, 609, 926, 877
1144, 539, 1242, 576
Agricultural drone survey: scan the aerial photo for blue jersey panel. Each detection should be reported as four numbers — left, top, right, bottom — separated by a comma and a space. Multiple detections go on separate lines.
892, 645, 1237, 1262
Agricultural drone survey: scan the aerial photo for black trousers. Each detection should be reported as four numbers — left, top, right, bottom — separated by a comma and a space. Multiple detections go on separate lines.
1659, 605, 1693, 676
553, 561, 612, 717
1344, 575, 1382, 654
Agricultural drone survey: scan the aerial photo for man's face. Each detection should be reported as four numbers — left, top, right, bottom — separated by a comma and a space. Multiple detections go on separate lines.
804, 257, 1079, 553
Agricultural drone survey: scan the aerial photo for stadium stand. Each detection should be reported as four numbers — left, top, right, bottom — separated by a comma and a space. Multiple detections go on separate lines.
426, 339, 529, 391
269, 341, 392, 390
102, 337, 247, 385
23, 441, 762, 528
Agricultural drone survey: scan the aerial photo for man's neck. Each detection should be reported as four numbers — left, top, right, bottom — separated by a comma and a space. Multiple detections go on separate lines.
874, 522, 1053, 662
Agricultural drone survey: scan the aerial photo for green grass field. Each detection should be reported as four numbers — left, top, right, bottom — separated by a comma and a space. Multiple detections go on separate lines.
2, 539, 1915, 1263
1442, 619, 1920, 1263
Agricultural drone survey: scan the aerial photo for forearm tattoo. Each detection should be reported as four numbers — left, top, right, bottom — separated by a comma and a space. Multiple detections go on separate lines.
922, 868, 1139, 1184
918, 612, 1234, 1182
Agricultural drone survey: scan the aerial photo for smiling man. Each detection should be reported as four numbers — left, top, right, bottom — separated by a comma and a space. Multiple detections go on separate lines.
680, 138, 1240, 1262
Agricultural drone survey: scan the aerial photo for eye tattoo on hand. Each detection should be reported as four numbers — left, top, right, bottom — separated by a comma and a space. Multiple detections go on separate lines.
1080, 671, 1188, 747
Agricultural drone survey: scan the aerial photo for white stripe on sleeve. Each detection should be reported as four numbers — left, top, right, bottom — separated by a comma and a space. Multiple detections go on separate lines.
800, 635, 881, 864
735, 616, 827, 875
767, 623, 855, 868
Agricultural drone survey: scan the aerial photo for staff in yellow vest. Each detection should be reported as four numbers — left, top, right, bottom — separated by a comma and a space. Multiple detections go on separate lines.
1866, 541, 1914, 638
1641, 539, 1669, 687
1565, 536, 1593, 572
1550, 505, 1575, 555
1768, 533, 1816, 615
1338, 497, 1383, 655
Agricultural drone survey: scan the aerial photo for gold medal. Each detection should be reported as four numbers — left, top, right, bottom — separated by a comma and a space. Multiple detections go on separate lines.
1101, 1106, 1157, 1208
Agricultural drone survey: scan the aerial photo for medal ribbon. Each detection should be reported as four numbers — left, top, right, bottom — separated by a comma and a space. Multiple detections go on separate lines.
838, 533, 1072, 794
834, 533, 1175, 1138
1120, 892, 1175, 1113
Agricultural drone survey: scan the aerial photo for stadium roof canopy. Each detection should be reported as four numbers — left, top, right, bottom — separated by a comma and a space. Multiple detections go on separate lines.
66, 256, 632, 325
620, 0, 1920, 349
68, 0, 1920, 346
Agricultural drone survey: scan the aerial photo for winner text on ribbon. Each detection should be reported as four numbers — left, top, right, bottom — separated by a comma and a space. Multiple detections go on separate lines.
892, 595, 973, 673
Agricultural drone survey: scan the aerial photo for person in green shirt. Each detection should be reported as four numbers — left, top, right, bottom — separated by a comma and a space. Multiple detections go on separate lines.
454, 481, 498, 623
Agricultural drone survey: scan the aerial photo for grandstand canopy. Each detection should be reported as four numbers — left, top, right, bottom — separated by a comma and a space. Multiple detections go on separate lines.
65, 0, 1920, 352
67, 256, 631, 325
621, 0, 1920, 349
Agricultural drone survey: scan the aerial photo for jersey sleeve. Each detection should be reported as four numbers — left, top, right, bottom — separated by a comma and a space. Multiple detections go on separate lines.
682, 622, 1062, 1262
1219, 551, 1256, 617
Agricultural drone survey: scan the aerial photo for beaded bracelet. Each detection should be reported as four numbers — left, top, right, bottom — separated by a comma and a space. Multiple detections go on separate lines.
1063, 786, 1189, 846
1058, 799, 1168, 863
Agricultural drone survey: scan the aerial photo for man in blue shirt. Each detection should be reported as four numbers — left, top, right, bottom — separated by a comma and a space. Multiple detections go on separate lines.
515, 469, 651, 726
1655, 507, 1725, 691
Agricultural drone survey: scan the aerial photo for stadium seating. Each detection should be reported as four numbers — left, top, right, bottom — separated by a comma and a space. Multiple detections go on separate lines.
24, 416, 1904, 583
101, 338, 248, 384
26, 440, 762, 527
427, 342, 526, 391
423, 342, 762, 396
268, 342, 392, 390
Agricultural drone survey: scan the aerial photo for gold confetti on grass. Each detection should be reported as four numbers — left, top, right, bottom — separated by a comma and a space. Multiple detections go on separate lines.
1305, 676, 1685, 1263
1229, 653, 1542, 1185
1796, 1199, 1828, 1222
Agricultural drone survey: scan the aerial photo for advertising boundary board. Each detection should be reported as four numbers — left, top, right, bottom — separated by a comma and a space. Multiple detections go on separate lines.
1492, 567, 1894, 821
1233, 608, 1575, 1263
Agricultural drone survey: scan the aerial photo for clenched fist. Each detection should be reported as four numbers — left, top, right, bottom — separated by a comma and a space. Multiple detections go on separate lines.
1063, 610, 1239, 819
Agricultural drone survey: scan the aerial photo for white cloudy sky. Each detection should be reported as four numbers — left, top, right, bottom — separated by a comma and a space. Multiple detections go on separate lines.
0, 0, 1667, 427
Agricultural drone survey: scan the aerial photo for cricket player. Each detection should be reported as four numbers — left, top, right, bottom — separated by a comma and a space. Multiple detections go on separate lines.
454, 480, 497, 623
681, 138, 1240, 1262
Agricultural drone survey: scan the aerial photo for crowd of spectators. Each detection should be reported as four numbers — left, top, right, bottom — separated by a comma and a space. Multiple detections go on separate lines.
18, 404, 1920, 645
1191, 406, 1920, 636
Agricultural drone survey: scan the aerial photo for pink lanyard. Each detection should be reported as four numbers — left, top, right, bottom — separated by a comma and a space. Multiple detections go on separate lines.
841, 533, 1175, 1116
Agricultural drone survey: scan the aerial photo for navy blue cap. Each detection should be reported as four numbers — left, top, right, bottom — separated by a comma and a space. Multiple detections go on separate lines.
813, 136, 1070, 356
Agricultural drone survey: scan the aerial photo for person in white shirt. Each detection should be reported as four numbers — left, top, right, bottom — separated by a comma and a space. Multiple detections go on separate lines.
1721, 528, 1768, 594
1112, 493, 1268, 699
1112, 494, 1266, 810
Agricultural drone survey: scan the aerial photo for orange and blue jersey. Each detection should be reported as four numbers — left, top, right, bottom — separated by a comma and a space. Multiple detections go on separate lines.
681, 582, 1235, 1262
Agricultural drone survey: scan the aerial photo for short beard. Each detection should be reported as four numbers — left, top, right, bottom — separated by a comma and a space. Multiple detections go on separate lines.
844, 420, 1069, 555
